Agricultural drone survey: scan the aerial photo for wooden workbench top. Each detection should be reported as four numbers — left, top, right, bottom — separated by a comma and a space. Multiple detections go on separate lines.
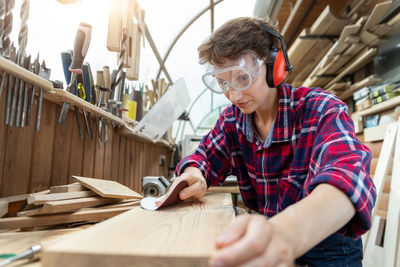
37, 193, 234, 267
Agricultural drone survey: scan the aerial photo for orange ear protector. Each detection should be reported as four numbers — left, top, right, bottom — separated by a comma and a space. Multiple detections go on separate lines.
258, 22, 293, 88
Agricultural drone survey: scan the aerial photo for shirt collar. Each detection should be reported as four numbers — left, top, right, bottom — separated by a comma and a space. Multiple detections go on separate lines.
242, 84, 293, 145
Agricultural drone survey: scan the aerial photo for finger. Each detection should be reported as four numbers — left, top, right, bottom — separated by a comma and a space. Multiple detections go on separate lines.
215, 215, 251, 248
211, 216, 273, 267
179, 180, 206, 200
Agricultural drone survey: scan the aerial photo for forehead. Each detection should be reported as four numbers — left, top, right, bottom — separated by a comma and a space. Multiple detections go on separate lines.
214, 53, 256, 70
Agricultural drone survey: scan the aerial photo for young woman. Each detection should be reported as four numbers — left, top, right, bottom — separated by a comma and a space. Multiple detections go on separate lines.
159, 17, 376, 267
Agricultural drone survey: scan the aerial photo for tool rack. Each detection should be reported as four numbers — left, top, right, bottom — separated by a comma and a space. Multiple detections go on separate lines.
0, 57, 172, 199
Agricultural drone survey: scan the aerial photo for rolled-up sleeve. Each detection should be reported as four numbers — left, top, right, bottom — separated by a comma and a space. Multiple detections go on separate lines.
304, 105, 376, 237
175, 113, 234, 187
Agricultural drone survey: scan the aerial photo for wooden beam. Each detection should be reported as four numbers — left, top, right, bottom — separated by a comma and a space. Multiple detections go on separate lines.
281, 0, 303, 36
72, 176, 142, 199
41, 194, 234, 267
50, 183, 87, 194
18, 197, 121, 217
27, 191, 97, 205
0, 206, 136, 229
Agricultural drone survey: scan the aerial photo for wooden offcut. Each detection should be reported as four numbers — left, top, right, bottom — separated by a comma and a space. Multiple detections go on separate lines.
41, 193, 234, 267
18, 197, 121, 217
50, 183, 87, 193
27, 191, 97, 205
72, 176, 142, 199
0, 206, 136, 229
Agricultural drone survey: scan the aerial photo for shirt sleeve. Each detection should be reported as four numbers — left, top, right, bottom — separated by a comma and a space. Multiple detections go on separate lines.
175, 113, 234, 187
304, 105, 376, 238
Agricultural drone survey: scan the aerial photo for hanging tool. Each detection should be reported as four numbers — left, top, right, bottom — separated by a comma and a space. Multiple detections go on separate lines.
58, 22, 92, 128
20, 55, 32, 127
108, 28, 127, 118
3, 45, 16, 125
77, 74, 91, 138
36, 61, 50, 131
26, 53, 39, 126
9, 50, 24, 126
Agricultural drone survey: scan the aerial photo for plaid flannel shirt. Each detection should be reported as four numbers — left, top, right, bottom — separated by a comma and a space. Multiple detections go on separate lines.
176, 84, 376, 237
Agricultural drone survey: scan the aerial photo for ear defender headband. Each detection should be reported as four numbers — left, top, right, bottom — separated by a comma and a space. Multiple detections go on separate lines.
257, 22, 294, 88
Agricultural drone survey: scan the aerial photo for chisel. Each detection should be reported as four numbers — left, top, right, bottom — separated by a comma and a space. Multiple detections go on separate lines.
58, 22, 92, 126
26, 53, 39, 126
20, 55, 31, 127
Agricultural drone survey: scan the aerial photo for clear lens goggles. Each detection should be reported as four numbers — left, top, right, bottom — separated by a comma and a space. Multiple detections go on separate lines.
202, 52, 264, 94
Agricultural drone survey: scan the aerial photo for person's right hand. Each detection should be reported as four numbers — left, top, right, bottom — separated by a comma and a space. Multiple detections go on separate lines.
156, 167, 207, 206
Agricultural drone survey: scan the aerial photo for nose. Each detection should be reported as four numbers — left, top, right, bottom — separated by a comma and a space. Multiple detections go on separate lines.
226, 88, 243, 102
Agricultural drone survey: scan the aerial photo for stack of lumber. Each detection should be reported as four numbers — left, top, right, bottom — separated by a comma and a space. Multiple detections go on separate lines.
302, 1, 400, 94
0, 176, 142, 230
41, 193, 235, 267
287, 5, 354, 87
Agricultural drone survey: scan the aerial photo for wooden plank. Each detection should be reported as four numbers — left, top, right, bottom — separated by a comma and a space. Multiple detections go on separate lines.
82, 120, 95, 178
0, 229, 82, 254
129, 139, 135, 189
0, 200, 7, 217
93, 117, 105, 179
371, 157, 393, 176
51, 104, 73, 186
0, 73, 8, 197
67, 112, 84, 183
325, 48, 378, 88
30, 100, 56, 192
111, 131, 119, 181
363, 1, 392, 31
383, 122, 400, 267
41, 193, 234, 267
359, 95, 400, 117
18, 197, 121, 216
72, 176, 142, 199
50, 183, 87, 193
0, 206, 135, 229
118, 135, 126, 184
27, 191, 97, 205
363, 216, 385, 266
103, 122, 113, 180
124, 138, 131, 187
363, 122, 398, 253
339, 75, 381, 100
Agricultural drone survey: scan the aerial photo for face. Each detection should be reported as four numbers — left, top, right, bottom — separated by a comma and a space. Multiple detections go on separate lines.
222, 61, 271, 114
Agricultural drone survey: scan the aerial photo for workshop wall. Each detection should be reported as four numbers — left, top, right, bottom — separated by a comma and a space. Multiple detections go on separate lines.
0, 93, 171, 197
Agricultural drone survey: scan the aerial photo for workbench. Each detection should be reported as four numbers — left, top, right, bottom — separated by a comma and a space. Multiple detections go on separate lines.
0, 193, 235, 267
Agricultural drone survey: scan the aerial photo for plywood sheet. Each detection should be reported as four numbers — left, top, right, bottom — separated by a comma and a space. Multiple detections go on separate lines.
42, 193, 234, 267
72, 176, 142, 199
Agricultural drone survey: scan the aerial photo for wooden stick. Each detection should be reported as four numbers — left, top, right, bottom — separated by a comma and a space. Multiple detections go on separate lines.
27, 191, 97, 205
50, 183, 87, 193
0, 206, 135, 229
18, 197, 121, 217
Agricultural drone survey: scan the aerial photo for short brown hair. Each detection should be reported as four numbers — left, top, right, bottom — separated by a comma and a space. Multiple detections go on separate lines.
198, 17, 279, 65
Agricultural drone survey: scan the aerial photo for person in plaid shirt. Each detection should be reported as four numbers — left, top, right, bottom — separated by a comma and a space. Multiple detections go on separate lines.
158, 17, 376, 267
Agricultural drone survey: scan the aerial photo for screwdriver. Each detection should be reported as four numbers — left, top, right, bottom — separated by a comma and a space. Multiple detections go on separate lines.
58, 22, 92, 126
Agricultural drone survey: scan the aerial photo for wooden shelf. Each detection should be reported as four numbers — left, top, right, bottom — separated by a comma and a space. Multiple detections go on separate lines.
358, 95, 400, 116
45, 89, 125, 127
0, 55, 172, 147
0, 56, 54, 93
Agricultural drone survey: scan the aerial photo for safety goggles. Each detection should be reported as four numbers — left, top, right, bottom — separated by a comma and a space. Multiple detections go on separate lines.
202, 52, 264, 94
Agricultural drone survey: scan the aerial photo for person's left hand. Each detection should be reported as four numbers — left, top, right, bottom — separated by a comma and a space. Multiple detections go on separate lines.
209, 214, 295, 267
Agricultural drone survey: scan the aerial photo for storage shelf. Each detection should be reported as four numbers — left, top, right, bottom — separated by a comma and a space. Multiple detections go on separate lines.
358, 95, 400, 116
0, 55, 172, 148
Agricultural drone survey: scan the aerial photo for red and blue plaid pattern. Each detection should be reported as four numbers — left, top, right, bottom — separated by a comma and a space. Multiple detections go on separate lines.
176, 84, 376, 237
